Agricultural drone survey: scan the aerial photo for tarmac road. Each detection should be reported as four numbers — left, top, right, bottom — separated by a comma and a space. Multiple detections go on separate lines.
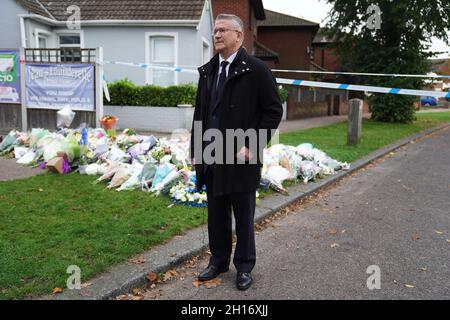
128, 126, 450, 301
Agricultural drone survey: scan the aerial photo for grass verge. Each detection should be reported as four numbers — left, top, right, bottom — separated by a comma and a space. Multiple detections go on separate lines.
1, 111, 449, 299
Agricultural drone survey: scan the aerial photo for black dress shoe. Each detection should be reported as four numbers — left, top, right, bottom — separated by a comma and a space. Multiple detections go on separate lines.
198, 265, 229, 281
236, 272, 253, 290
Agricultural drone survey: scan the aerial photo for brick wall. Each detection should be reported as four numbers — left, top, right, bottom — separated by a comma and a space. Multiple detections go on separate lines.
313, 44, 342, 76
258, 27, 318, 80
211, 0, 255, 53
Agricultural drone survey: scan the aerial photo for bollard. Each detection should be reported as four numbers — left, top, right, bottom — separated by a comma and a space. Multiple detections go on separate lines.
347, 98, 363, 145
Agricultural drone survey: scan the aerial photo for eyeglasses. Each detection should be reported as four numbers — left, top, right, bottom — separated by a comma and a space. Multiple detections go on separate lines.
212, 28, 240, 36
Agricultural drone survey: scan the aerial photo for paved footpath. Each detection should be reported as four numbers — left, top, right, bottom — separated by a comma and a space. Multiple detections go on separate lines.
129, 126, 450, 300
0, 156, 42, 181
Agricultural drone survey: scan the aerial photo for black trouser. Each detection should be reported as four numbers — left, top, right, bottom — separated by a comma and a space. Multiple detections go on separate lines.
205, 168, 256, 273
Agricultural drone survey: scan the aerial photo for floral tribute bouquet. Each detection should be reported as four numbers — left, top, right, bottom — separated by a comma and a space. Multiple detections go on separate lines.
100, 115, 118, 137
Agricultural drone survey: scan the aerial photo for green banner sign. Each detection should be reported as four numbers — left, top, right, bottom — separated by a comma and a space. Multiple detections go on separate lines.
0, 54, 17, 83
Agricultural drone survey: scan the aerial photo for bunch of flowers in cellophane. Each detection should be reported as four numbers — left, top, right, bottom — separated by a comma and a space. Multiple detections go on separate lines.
1, 124, 349, 206
99, 115, 118, 138
260, 143, 349, 194
170, 172, 208, 207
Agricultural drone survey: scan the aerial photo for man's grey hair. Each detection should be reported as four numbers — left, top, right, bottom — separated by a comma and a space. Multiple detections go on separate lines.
216, 14, 244, 33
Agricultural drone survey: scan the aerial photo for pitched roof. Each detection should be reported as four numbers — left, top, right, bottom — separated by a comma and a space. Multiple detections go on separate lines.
313, 29, 340, 44
253, 40, 278, 61
17, 0, 206, 21
258, 9, 319, 27
17, 0, 55, 19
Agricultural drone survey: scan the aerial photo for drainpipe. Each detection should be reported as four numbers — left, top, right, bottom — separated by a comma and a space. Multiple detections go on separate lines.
20, 16, 27, 47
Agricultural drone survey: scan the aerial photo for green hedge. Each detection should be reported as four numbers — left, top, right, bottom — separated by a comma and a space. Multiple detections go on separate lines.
105, 79, 197, 107
105, 78, 288, 107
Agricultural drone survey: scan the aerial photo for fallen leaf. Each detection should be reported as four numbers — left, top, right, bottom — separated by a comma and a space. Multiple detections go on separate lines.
52, 287, 62, 294
192, 278, 222, 289
420, 267, 428, 272
330, 243, 339, 248
80, 282, 92, 289
132, 288, 142, 296
129, 255, 146, 264
205, 278, 222, 289
329, 229, 338, 235
411, 233, 421, 241
405, 284, 415, 288
163, 269, 178, 282
146, 272, 158, 283
169, 252, 177, 257
435, 230, 444, 235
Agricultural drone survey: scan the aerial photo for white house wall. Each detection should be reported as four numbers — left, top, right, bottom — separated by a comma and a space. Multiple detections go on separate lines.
3, 0, 214, 87
197, 0, 214, 65
25, 19, 55, 48
0, 0, 27, 48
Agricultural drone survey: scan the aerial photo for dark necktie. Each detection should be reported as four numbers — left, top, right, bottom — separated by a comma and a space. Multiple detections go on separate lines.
216, 61, 229, 96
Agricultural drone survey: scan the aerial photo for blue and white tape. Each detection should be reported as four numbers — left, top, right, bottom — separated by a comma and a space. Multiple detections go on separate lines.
276, 78, 450, 98
99, 60, 449, 98
272, 69, 450, 79
103, 60, 198, 74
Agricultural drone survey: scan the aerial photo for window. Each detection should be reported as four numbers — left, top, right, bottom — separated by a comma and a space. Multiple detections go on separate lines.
58, 34, 82, 62
38, 36, 47, 49
150, 36, 175, 86
34, 29, 51, 62
38, 36, 49, 62
59, 35, 81, 46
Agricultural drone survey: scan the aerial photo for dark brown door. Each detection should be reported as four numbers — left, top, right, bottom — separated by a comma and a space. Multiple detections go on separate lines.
333, 95, 340, 115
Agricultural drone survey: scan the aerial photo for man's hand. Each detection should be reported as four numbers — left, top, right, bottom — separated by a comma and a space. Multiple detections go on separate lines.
236, 146, 253, 161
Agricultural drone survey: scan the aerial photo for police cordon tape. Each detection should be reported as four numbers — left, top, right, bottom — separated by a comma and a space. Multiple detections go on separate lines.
102, 60, 198, 74
271, 69, 450, 79
100, 60, 450, 98
276, 78, 450, 99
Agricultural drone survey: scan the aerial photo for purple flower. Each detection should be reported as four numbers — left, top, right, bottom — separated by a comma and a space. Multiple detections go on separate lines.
62, 159, 71, 174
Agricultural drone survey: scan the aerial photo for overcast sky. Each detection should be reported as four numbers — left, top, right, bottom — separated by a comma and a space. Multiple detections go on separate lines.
262, 0, 450, 59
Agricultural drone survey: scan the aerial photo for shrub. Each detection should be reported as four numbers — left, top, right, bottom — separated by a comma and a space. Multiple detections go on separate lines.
106, 79, 287, 106
278, 86, 289, 103
105, 79, 197, 107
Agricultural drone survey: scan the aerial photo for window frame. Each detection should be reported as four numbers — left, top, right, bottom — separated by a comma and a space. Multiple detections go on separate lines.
145, 32, 178, 86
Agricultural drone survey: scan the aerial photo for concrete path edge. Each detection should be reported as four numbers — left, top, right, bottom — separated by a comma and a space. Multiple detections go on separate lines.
46, 122, 450, 300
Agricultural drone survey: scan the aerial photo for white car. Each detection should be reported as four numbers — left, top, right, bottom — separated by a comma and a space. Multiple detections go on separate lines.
0, 86, 20, 102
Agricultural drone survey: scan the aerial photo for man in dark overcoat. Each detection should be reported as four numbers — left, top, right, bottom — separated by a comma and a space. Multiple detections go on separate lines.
190, 13, 283, 290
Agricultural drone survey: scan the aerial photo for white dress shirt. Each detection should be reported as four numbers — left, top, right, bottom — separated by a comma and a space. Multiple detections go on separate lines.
217, 50, 238, 85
